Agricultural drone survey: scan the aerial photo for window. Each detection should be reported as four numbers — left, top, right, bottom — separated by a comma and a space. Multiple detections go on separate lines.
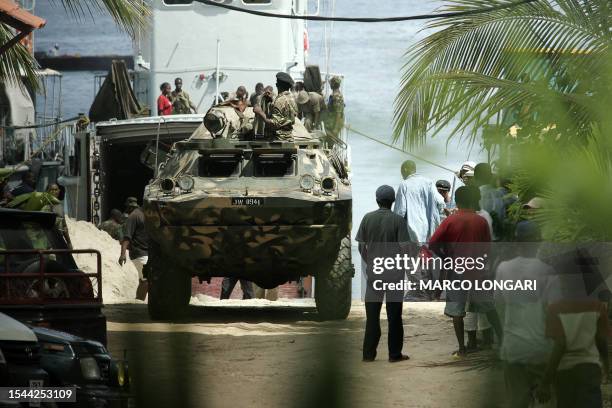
254, 154, 295, 177
199, 155, 241, 177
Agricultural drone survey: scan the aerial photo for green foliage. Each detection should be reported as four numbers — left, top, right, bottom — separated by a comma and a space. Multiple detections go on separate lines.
394, 0, 612, 242
0, 25, 39, 90
393, 0, 612, 149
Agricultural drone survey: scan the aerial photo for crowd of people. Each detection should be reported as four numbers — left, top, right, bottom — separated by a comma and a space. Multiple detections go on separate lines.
156, 72, 345, 141
357, 160, 610, 408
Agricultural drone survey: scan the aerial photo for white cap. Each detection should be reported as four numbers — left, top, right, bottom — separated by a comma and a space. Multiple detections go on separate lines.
523, 197, 545, 209
456, 161, 476, 178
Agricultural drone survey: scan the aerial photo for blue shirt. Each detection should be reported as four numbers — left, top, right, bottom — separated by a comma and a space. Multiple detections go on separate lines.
393, 174, 444, 244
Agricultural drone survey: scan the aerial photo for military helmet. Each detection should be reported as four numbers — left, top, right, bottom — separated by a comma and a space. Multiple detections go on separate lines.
125, 196, 139, 208
329, 76, 342, 88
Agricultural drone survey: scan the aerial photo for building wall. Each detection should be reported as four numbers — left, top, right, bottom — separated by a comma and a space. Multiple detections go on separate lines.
192, 277, 311, 299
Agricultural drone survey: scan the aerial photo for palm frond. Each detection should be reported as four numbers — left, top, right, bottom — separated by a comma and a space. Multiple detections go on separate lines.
49, 0, 149, 36
0, 25, 39, 90
393, 0, 610, 149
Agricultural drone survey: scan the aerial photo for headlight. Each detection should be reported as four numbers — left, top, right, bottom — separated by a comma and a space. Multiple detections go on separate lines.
80, 357, 101, 380
177, 175, 195, 192
117, 360, 129, 388
300, 174, 315, 191
321, 177, 336, 192
160, 178, 175, 193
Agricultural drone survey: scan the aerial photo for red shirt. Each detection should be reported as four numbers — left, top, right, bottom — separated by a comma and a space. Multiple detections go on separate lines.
157, 94, 173, 116
428, 209, 491, 272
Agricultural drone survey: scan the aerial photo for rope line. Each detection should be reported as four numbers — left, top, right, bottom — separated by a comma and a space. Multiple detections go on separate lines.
344, 124, 456, 174
193, 0, 538, 22
0, 116, 81, 130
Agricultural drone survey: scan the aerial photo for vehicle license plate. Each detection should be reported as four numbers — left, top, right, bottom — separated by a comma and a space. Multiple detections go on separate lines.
231, 197, 263, 206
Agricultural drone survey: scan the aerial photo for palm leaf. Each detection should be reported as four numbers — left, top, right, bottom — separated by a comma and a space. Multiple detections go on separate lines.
393, 0, 610, 149
49, 0, 149, 36
0, 25, 39, 90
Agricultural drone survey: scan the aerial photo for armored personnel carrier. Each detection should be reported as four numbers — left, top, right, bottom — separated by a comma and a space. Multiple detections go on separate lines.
142, 105, 353, 320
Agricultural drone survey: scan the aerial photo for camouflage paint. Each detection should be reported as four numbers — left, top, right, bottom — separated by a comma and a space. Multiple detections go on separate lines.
143, 134, 352, 287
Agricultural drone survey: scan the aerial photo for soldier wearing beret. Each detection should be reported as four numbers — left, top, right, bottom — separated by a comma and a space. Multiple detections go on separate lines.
253, 72, 298, 141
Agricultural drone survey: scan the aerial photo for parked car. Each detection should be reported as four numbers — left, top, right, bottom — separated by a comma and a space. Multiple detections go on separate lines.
32, 326, 132, 408
0, 312, 49, 388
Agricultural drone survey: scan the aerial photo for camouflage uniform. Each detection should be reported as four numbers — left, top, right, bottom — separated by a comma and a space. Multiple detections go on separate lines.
324, 88, 345, 140
171, 90, 195, 114
99, 219, 124, 241
270, 91, 298, 141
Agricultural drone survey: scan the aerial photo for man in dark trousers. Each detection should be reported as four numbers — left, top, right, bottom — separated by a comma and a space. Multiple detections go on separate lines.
356, 185, 412, 363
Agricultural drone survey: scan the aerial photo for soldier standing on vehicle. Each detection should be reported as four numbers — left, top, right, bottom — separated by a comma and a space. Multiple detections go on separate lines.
252, 72, 297, 141
249, 82, 264, 107
253, 86, 274, 137
171, 77, 197, 114
324, 76, 345, 143
296, 90, 325, 131
99, 209, 124, 241
118, 199, 149, 300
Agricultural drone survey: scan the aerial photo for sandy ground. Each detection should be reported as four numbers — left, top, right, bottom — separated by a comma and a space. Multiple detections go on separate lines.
105, 300, 510, 408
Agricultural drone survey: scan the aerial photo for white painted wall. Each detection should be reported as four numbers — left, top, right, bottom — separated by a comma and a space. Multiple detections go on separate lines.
133, 0, 308, 113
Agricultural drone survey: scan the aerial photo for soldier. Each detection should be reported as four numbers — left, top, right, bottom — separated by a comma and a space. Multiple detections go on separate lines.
171, 77, 197, 114
253, 72, 298, 141
324, 76, 345, 143
118, 198, 149, 300
99, 209, 124, 241
249, 82, 264, 107
253, 86, 274, 137
296, 90, 325, 131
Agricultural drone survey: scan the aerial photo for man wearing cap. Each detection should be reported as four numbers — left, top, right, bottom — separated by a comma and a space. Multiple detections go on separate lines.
356, 185, 412, 363
118, 198, 149, 300
436, 179, 453, 220
323, 76, 345, 142
122, 196, 138, 223
296, 90, 325, 131
253, 72, 298, 141
457, 161, 476, 184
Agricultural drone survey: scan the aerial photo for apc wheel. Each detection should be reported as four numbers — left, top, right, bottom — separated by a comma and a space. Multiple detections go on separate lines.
315, 237, 353, 320
147, 247, 192, 320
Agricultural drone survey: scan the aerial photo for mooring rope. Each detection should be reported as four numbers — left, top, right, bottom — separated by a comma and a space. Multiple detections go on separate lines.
344, 124, 457, 174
